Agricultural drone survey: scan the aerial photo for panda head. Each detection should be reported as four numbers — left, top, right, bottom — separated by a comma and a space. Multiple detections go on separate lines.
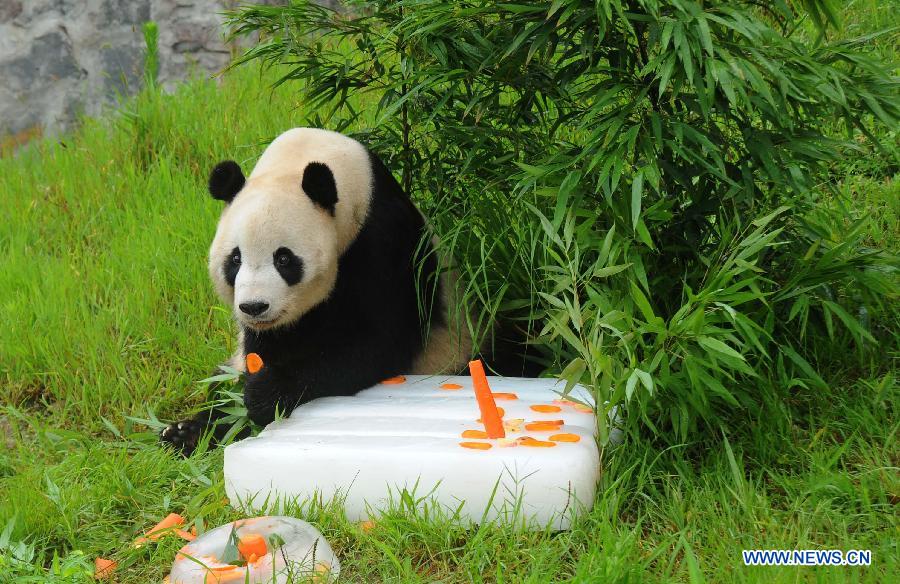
206, 128, 373, 331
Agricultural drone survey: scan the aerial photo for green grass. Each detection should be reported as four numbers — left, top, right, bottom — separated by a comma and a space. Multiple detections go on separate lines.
1, 5, 898, 582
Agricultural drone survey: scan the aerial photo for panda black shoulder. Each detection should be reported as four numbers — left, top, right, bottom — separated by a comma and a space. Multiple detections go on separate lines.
365, 149, 411, 202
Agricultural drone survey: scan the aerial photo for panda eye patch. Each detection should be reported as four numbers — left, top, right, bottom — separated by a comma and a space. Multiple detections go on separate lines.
273, 247, 303, 286
223, 247, 241, 287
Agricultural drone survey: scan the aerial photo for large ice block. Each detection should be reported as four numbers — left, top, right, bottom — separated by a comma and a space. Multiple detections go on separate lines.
224, 375, 603, 529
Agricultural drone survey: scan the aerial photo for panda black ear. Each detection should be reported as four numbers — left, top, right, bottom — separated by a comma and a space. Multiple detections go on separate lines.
208, 160, 246, 203
301, 162, 338, 215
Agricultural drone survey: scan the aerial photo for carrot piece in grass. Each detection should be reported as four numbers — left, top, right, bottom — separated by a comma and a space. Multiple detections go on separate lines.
94, 557, 117, 580
469, 360, 505, 439
237, 533, 268, 560
174, 528, 195, 541
134, 512, 186, 546
246, 353, 263, 374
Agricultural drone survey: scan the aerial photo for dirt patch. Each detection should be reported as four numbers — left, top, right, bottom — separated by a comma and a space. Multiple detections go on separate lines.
0, 415, 18, 449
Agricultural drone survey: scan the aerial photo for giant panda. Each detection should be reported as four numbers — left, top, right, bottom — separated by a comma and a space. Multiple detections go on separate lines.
161, 128, 484, 453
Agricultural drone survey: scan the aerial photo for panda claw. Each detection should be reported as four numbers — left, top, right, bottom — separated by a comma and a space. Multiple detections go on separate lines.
159, 419, 204, 456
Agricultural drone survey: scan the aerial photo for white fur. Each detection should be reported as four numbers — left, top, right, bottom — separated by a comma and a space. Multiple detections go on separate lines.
209, 128, 372, 330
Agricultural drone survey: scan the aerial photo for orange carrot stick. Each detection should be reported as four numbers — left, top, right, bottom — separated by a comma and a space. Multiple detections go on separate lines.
469, 360, 505, 439
94, 557, 117, 580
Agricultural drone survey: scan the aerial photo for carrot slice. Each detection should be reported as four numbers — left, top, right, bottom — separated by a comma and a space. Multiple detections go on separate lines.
461, 429, 489, 439
530, 404, 562, 413
94, 557, 117, 580
246, 353, 263, 374
524, 420, 565, 431
469, 360, 505, 438
440, 383, 463, 390
491, 392, 518, 400
550, 433, 581, 442
381, 375, 406, 384
359, 520, 376, 532
553, 399, 577, 406
459, 441, 492, 450
518, 437, 557, 448
237, 533, 267, 560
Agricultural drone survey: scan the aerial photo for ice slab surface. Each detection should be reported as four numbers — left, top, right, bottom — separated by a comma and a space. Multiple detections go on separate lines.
225, 375, 604, 529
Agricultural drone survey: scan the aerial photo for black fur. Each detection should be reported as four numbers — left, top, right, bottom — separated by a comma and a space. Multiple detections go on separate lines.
209, 160, 245, 203
224, 247, 241, 287
301, 161, 338, 215
273, 247, 303, 285
240, 151, 442, 426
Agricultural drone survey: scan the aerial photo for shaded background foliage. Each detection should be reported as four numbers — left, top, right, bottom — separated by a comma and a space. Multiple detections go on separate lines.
227, 0, 898, 444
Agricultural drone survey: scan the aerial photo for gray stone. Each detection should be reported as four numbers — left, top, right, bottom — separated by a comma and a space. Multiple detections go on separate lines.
0, 31, 83, 88
100, 44, 143, 96
0, 1, 22, 23
98, 0, 151, 26
0, 0, 341, 139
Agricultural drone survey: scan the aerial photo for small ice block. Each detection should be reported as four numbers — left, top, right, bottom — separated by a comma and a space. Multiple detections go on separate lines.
225, 375, 605, 529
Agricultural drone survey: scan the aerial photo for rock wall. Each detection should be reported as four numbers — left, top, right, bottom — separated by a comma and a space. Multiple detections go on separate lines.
0, 1, 338, 140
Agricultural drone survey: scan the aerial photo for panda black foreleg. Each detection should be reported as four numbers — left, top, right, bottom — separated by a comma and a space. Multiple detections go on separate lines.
242, 363, 304, 427
159, 373, 252, 456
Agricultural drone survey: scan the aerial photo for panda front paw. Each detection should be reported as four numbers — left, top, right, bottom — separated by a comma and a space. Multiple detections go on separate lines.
160, 419, 204, 456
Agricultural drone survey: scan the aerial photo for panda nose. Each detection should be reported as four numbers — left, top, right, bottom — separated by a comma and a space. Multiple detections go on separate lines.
239, 301, 269, 317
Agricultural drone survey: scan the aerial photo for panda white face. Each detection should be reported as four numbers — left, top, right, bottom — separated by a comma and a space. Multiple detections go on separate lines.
206, 128, 374, 331
210, 183, 340, 330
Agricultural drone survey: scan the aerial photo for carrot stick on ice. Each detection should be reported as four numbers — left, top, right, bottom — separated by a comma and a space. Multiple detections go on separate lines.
468, 360, 505, 439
